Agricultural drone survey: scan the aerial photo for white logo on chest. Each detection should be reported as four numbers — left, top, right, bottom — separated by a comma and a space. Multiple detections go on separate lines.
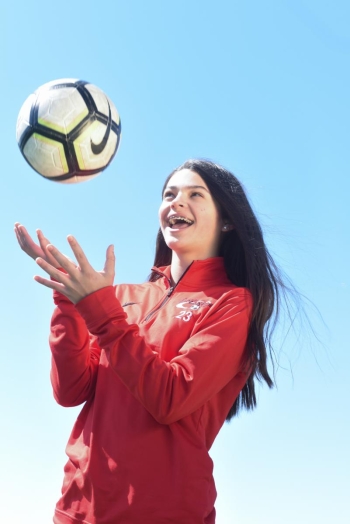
175, 299, 212, 322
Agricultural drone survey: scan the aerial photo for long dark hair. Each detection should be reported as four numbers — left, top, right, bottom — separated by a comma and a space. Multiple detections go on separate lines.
149, 159, 295, 421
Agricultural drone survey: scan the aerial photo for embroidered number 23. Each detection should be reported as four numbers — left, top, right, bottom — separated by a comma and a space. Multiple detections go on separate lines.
175, 310, 193, 322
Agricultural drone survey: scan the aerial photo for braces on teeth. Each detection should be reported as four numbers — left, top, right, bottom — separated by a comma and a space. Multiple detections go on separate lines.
168, 217, 194, 226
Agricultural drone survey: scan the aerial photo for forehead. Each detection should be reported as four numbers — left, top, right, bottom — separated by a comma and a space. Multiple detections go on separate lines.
165, 169, 208, 190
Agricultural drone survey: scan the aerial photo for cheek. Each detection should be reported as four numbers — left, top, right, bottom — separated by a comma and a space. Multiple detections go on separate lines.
158, 203, 167, 226
198, 205, 211, 217
198, 206, 220, 225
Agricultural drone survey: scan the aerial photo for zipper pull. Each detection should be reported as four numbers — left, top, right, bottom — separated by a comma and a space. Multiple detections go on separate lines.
167, 286, 174, 296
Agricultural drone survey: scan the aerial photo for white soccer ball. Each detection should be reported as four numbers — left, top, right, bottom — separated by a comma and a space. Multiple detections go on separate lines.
16, 78, 121, 183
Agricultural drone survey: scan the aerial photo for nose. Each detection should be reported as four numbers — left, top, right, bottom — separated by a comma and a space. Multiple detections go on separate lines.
172, 201, 184, 208
171, 192, 185, 208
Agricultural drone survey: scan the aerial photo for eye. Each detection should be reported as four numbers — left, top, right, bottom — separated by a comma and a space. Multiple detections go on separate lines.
163, 190, 174, 199
190, 191, 203, 198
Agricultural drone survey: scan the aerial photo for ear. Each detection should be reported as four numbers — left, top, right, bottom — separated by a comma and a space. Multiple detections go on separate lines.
221, 223, 234, 232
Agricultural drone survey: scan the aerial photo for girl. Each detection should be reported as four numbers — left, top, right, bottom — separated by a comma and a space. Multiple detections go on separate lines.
15, 159, 283, 524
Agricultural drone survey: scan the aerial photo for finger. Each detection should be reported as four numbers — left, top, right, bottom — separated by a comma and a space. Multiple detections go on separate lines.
14, 225, 21, 244
37, 230, 58, 264
17, 224, 30, 238
37, 229, 51, 249
15, 227, 25, 249
14, 222, 23, 234
14, 223, 27, 248
14, 226, 26, 251
37, 230, 52, 258
103, 245, 115, 277
18, 224, 36, 248
33, 274, 66, 293
44, 245, 78, 273
36, 256, 71, 282
15, 224, 40, 256
66, 235, 92, 270
15, 224, 28, 245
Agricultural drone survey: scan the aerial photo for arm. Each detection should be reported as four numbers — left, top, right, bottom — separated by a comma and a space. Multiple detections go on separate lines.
14, 225, 103, 407
49, 291, 101, 407
75, 286, 252, 424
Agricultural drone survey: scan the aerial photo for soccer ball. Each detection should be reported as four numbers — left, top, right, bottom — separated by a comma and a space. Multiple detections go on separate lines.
16, 78, 121, 183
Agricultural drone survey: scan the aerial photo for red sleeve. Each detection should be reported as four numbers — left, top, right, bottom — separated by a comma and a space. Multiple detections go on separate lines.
49, 291, 101, 407
74, 285, 252, 424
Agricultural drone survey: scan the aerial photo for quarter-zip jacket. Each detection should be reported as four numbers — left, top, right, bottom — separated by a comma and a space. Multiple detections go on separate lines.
50, 258, 252, 524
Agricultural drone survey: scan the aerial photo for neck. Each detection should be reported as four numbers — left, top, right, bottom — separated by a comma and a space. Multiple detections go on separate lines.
170, 252, 194, 284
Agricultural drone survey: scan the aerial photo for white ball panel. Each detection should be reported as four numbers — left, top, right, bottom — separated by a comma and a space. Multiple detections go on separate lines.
74, 121, 118, 170
107, 96, 121, 126
84, 84, 120, 124
84, 84, 109, 114
16, 94, 36, 142
23, 134, 69, 177
37, 87, 88, 135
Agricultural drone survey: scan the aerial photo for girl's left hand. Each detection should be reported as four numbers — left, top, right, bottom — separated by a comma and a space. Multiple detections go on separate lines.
34, 235, 115, 304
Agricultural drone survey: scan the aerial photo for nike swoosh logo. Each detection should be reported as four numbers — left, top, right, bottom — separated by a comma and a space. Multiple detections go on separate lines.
90, 98, 112, 155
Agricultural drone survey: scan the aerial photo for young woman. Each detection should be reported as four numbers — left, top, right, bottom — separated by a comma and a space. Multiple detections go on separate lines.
15, 159, 283, 524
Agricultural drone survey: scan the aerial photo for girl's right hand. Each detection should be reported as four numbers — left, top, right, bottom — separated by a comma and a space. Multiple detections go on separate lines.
14, 223, 61, 269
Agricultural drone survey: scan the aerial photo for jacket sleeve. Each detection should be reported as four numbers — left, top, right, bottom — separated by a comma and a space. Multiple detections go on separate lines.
49, 291, 101, 407
74, 285, 252, 424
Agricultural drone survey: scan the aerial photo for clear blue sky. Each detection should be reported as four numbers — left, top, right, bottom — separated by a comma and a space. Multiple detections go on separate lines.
1, 1, 349, 522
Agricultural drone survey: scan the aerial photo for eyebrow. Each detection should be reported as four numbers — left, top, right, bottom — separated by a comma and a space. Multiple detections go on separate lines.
165, 184, 209, 193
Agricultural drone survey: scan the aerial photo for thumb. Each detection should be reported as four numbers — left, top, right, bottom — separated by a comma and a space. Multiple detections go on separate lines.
104, 245, 115, 280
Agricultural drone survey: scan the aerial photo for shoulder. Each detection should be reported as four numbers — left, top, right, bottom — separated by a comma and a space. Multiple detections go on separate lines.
205, 280, 252, 305
205, 285, 253, 319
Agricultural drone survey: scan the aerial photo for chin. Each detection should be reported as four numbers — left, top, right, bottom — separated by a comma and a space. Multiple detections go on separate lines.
164, 239, 182, 251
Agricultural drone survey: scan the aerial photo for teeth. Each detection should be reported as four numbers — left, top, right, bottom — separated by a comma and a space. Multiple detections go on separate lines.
168, 216, 193, 226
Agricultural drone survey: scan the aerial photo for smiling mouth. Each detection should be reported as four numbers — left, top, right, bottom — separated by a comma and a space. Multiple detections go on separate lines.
168, 216, 194, 229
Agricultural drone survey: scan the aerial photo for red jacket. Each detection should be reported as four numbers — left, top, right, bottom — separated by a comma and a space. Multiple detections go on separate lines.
50, 257, 252, 524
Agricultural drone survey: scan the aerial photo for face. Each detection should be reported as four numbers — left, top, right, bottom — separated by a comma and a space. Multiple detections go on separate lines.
159, 169, 225, 261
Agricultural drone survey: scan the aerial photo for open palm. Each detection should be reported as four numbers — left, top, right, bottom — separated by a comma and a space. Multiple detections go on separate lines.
14, 223, 61, 268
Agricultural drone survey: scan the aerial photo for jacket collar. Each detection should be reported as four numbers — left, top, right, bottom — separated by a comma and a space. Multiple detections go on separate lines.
151, 257, 233, 290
